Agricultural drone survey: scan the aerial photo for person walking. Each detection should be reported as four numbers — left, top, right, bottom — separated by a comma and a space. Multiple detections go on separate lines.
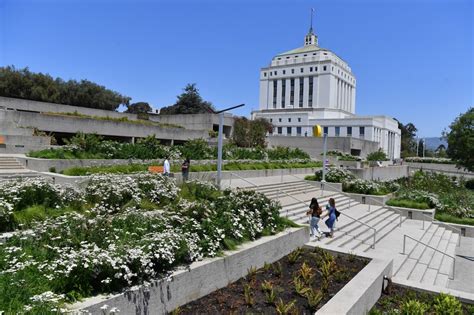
163, 157, 170, 177
306, 197, 323, 240
181, 158, 190, 181
325, 197, 337, 237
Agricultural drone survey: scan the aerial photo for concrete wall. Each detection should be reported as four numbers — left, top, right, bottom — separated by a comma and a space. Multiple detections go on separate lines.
0, 96, 139, 120
267, 135, 379, 158
316, 256, 393, 315
349, 165, 409, 181
71, 227, 308, 314
150, 113, 235, 137
0, 134, 51, 154
345, 192, 394, 206
407, 162, 474, 179
1, 110, 208, 142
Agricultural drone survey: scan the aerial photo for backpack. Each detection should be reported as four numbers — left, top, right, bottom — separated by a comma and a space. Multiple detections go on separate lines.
334, 208, 341, 220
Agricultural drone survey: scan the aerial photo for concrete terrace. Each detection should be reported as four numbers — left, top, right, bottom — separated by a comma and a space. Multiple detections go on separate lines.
222, 174, 474, 298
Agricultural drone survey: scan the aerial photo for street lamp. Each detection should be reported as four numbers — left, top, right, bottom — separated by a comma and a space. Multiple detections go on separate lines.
215, 104, 245, 189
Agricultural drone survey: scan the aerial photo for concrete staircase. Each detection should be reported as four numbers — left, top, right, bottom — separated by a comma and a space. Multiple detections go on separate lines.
0, 156, 25, 171
0, 156, 36, 179
247, 178, 464, 292
392, 222, 459, 288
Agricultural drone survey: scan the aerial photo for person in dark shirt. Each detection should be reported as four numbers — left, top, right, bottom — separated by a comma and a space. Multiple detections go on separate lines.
306, 197, 323, 239
181, 158, 190, 181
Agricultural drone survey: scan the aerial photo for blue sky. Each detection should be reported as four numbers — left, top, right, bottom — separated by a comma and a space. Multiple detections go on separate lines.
1, 0, 472, 137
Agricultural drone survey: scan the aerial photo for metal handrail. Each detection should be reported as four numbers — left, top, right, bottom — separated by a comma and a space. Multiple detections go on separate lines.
402, 234, 456, 280
421, 212, 462, 247
228, 172, 259, 189
322, 181, 403, 228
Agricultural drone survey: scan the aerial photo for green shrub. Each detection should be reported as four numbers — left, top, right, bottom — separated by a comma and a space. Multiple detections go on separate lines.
367, 149, 388, 161
311, 168, 355, 183
433, 293, 463, 314
400, 300, 429, 315
178, 138, 213, 160
465, 178, 474, 190
386, 199, 430, 209
267, 146, 309, 160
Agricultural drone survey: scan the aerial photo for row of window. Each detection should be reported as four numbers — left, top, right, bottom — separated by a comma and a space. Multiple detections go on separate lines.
275, 52, 329, 61
264, 66, 327, 77
270, 126, 365, 138
270, 117, 303, 123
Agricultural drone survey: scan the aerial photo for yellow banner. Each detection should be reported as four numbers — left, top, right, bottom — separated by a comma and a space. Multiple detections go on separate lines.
313, 125, 322, 137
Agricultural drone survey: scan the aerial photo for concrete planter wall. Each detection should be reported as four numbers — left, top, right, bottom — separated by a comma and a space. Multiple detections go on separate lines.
345, 192, 393, 206
433, 221, 474, 238
349, 165, 409, 181
304, 180, 343, 192
387, 205, 435, 221
70, 227, 308, 314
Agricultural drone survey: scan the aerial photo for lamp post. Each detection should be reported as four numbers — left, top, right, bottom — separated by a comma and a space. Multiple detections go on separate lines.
215, 104, 245, 189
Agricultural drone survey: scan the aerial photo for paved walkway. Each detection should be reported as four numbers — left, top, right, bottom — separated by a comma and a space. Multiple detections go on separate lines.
448, 236, 474, 293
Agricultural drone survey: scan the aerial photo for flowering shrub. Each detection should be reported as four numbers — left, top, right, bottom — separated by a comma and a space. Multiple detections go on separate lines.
0, 177, 289, 313
404, 157, 455, 164
0, 178, 83, 232
312, 167, 356, 183
343, 179, 399, 195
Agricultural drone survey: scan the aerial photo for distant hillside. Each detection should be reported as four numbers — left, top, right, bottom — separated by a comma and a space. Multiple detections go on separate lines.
424, 137, 448, 151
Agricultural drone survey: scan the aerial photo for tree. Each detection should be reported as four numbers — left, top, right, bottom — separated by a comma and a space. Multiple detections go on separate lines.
159, 83, 215, 115
395, 119, 418, 157
125, 102, 152, 114
446, 107, 474, 171
232, 117, 273, 147
366, 149, 388, 161
0, 66, 130, 111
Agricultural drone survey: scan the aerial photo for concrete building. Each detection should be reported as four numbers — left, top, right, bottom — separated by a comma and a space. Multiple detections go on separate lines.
0, 96, 235, 153
252, 23, 401, 159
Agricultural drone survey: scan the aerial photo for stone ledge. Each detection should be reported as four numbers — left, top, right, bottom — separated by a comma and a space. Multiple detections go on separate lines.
69, 226, 309, 314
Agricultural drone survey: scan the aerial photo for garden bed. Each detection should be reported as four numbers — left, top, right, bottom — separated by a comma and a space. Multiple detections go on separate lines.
370, 283, 473, 314
175, 247, 369, 314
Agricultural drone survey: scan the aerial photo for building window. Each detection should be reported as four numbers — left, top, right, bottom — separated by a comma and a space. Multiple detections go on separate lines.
308, 76, 313, 107
274, 71, 277, 75
298, 117, 301, 122
300, 68, 304, 73
347, 126, 352, 136
310, 67, 313, 72
270, 118, 273, 122
272, 80, 277, 108
335, 126, 340, 137
279, 118, 282, 122
283, 70, 286, 74
360, 126, 365, 138
291, 69, 295, 74
299, 77, 304, 107
278, 127, 282, 134
323, 66, 327, 71
297, 127, 302, 135
332, 66, 334, 71
323, 126, 328, 135
288, 118, 291, 122
289, 78, 295, 105
281, 79, 286, 108
315, 67, 318, 71
264, 72, 267, 77
287, 127, 292, 135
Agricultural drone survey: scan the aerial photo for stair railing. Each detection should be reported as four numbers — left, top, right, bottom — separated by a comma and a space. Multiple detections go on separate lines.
421, 213, 461, 247
321, 181, 403, 228
228, 172, 259, 189
402, 234, 456, 280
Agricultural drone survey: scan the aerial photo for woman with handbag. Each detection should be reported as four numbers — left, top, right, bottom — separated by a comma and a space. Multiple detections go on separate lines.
306, 197, 323, 240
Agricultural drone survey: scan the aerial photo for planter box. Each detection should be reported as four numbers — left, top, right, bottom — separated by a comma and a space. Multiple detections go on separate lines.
304, 180, 343, 192
387, 205, 435, 221
345, 192, 393, 206
70, 227, 309, 314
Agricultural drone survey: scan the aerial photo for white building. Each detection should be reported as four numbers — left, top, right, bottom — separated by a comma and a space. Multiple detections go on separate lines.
252, 24, 401, 159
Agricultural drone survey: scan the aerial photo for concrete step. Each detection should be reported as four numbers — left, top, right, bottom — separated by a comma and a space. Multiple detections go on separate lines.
421, 268, 438, 285
396, 258, 417, 279
435, 274, 449, 287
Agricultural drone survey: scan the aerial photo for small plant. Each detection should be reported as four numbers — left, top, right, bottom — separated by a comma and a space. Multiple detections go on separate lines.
287, 247, 302, 264
305, 288, 323, 310
170, 307, 181, 315
247, 266, 258, 280
49, 166, 56, 173
348, 251, 357, 263
273, 262, 283, 277
263, 261, 272, 271
298, 262, 314, 284
401, 300, 429, 315
293, 276, 310, 297
261, 280, 274, 292
275, 298, 296, 315
433, 293, 462, 314
320, 260, 333, 281
321, 277, 329, 293
265, 288, 277, 305
243, 283, 254, 306
321, 250, 335, 265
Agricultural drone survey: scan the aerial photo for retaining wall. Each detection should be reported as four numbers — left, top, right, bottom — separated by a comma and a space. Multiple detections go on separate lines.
407, 162, 474, 179
71, 227, 308, 314
349, 165, 409, 181
345, 192, 393, 206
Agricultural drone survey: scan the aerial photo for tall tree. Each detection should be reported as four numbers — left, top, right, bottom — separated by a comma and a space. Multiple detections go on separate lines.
232, 117, 273, 147
446, 108, 473, 171
0, 66, 130, 111
125, 102, 152, 114
395, 119, 418, 157
159, 83, 215, 115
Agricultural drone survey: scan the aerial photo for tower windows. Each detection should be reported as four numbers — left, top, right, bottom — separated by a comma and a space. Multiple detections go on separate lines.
290, 78, 295, 105
300, 68, 304, 73
272, 80, 277, 108
299, 77, 304, 107
281, 79, 286, 108
323, 66, 327, 71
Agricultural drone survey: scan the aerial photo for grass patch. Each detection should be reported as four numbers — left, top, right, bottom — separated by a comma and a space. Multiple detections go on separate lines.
386, 198, 430, 209
62, 161, 323, 176
435, 211, 474, 226
12, 205, 80, 228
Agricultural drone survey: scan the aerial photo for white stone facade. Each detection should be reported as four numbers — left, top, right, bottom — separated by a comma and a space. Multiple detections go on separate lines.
252, 26, 401, 159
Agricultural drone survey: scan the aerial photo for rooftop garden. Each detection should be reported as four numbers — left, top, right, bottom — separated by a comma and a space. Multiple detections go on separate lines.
0, 175, 294, 313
